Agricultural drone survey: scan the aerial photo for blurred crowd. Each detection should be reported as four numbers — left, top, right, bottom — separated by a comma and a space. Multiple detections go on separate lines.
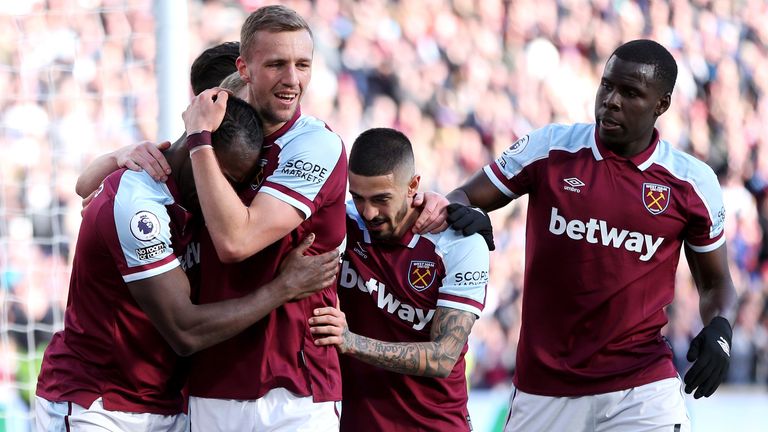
1, 0, 768, 427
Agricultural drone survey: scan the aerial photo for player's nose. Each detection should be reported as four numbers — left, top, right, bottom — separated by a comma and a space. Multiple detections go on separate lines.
603, 89, 621, 110
362, 203, 378, 221
282, 65, 300, 86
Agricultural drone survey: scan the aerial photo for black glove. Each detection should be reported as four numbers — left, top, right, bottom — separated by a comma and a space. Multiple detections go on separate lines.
683, 316, 732, 399
446, 203, 495, 251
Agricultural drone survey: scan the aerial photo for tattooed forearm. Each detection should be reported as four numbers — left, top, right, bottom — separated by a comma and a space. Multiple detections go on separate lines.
343, 307, 477, 378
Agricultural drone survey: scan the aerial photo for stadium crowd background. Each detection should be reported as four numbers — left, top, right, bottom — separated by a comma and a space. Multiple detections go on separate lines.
0, 0, 767, 429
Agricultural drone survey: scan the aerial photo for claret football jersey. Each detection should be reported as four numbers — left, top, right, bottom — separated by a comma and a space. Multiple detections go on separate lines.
189, 109, 347, 402
483, 122, 726, 396
37, 169, 194, 414
338, 202, 489, 431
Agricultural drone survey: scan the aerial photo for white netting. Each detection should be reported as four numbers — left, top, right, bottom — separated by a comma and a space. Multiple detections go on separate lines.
0, 1, 155, 428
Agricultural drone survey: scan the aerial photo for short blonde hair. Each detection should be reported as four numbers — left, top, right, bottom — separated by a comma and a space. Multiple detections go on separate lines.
240, 5, 313, 59
219, 71, 246, 96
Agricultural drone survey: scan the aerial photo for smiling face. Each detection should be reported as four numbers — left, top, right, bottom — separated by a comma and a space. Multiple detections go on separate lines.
594, 55, 671, 157
349, 171, 420, 242
237, 29, 313, 135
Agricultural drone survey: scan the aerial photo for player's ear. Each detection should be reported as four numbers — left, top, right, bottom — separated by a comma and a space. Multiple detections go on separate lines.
236, 56, 250, 83
407, 174, 421, 197
655, 92, 671, 117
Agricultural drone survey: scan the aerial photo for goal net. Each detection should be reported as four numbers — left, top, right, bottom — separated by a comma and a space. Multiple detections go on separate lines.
0, 1, 156, 428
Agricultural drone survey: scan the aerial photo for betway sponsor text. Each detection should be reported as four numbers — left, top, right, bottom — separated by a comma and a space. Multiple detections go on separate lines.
548, 207, 663, 262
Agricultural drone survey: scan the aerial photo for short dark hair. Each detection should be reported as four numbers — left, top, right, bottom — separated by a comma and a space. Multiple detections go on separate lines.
213, 96, 262, 154
349, 128, 414, 179
611, 39, 677, 94
190, 41, 240, 95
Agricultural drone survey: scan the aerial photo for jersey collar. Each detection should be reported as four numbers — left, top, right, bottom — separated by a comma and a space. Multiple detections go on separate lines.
396, 228, 421, 248
264, 106, 302, 146
591, 125, 660, 171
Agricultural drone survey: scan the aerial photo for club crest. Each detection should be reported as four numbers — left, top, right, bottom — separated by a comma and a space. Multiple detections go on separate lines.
250, 158, 269, 190
408, 260, 436, 292
642, 183, 671, 215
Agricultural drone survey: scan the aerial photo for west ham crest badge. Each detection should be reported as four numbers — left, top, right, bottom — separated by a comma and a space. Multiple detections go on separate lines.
642, 183, 671, 215
408, 260, 436, 292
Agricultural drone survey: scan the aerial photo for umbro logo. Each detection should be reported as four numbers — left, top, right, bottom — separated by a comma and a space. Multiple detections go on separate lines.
717, 336, 730, 357
564, 177, 585, 187
563, 177, 585, 193
353, 242, 368, 259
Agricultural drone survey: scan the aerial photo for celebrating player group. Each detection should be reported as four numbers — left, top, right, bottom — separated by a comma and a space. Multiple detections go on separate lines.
34, 4, 735, 432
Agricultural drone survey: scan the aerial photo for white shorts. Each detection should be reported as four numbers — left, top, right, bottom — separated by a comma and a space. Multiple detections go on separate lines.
504, 377, 691, 432
189, 387, 339, 432
35, 396, 188, 432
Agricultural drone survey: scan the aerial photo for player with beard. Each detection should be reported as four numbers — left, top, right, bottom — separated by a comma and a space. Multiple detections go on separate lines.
309, 128, 490, 431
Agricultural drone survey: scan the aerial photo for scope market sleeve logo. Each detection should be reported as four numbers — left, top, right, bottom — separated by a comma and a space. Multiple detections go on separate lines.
130, 211, 161, 242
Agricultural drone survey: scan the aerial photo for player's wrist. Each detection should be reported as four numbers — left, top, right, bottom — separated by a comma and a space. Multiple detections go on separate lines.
338, 330, 353, 355
110, 145, 128, 165
707, 316, 732, 338
186, 130, 213, 156
271, 274, 296, 302
186, 128, 210, 137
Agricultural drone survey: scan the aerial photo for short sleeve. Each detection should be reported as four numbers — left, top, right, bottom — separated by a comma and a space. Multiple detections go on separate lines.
684, 166, 726, 253
103, 172, 180, 282
435, 232, 490, 317
483, 126, 554, 198
260, 125, 344, 219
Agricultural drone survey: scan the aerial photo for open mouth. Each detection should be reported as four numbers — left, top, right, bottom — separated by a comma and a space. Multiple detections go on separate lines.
275, 92, 296, 104
600, 118, 621, 131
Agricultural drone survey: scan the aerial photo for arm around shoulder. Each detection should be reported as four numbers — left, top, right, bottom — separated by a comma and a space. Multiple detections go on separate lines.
211, 192, 305, 263
76, 141, 171, 198
449, 170, 511, 213
189, 127, 342, 262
